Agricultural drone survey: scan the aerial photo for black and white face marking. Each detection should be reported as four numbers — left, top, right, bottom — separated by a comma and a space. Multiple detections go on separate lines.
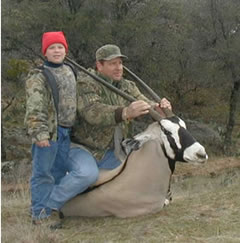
159, 116, 208, 163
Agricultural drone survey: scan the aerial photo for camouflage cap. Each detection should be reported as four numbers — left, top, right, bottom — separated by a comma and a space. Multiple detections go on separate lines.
96, 44, 127, 61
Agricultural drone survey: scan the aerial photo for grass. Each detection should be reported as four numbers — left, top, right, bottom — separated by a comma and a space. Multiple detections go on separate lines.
2, 158, 240, 243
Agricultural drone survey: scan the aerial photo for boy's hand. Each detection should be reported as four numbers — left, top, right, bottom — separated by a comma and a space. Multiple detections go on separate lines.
36, 140, 50, 147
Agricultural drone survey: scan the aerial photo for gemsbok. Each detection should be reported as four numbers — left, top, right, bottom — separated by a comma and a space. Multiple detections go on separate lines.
61, 58, 208, 218
61, 115, 208, 218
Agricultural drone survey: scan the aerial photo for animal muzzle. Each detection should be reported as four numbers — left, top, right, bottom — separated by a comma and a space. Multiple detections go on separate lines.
183, 142, 208, 164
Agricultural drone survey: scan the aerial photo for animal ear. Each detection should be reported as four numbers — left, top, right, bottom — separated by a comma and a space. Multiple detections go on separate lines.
121, 138, 141, 155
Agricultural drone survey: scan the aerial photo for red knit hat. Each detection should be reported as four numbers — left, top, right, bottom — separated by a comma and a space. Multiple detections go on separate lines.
41, 31, 68, 55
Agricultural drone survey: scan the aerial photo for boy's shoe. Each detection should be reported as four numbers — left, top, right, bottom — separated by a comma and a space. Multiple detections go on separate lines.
32, 208, 48, 225
32, 210, 63, 230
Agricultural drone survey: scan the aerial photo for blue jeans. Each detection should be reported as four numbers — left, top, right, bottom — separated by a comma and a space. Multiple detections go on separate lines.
31, 126, 71, 220
56, 146, 121, 195
98, 149, 122, 169
46, 147, 99, 211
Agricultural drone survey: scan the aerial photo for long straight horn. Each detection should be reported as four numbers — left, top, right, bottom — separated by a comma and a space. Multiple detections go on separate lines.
123, 65, 174, 118
123, 65, 161, 102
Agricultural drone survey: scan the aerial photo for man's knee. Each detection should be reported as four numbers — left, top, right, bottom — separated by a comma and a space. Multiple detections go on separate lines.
73, 162, 99, 185
69, 147, 99, 185
83, 166, 99, 185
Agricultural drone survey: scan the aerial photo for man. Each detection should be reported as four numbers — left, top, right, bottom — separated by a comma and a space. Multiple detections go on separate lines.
25, 31, 81, 228
68, 44, 172, 193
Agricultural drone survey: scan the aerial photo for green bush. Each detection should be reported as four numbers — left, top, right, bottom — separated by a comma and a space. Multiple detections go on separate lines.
6, 59, 29, 83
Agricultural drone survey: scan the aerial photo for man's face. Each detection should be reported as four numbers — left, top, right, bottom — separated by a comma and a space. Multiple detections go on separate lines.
97, 57, 123, 81
45, 43, 66, 63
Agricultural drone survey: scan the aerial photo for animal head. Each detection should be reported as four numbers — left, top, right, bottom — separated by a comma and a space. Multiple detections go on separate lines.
159, 116, 208, 164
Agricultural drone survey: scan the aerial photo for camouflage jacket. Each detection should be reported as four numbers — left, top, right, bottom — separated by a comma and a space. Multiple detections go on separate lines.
24, 63, 76, 143
72, 69, 152, 160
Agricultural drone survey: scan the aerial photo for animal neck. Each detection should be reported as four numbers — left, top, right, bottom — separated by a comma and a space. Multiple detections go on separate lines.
161, 144, 176, 173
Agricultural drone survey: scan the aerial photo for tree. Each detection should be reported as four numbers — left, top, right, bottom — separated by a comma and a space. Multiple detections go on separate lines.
191, 0, 240, 152
2, 0, 239, 155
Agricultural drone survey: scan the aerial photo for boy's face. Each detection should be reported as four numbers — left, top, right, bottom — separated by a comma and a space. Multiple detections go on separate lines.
45, 43, 66, 63
96, 57, 123, 81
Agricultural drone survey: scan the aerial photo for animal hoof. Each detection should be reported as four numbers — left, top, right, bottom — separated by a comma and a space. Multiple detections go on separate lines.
164, 199, 170, 206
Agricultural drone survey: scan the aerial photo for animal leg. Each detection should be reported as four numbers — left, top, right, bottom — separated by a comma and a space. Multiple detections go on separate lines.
164, 189, 172, 206
164, 175, 173, 207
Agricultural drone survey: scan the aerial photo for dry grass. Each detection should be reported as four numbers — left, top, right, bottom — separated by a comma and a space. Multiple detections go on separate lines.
2, 157, 240, 243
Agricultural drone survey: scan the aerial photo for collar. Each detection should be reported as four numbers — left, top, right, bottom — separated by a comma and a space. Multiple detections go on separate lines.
44, 60, 64, 68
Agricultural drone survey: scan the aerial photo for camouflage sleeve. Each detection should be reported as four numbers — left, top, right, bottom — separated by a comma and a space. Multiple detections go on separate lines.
24, 71, 50, 142
77, 78, 121, 126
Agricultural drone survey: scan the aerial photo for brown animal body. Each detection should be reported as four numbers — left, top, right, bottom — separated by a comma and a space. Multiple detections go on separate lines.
62, 118, 208, 218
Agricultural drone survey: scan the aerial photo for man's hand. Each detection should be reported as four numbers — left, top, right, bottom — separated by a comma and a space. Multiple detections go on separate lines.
154, 98, 172, 117
159, 98, 172, 110
35, 140, 50, 147
123, 100, 151, 121
122, 98, 172, 121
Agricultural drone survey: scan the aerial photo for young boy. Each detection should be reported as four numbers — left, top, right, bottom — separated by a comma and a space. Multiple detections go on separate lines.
25, 31, 77, 227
